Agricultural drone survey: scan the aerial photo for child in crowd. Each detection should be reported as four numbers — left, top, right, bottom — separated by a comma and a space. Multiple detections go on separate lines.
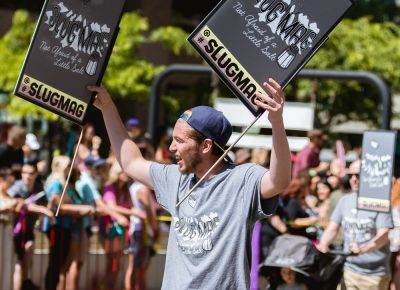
277, 267, 308, 290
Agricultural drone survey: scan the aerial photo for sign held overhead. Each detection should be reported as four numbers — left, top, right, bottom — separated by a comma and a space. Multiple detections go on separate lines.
188, 0, 354, 116
14, 0, 126, 124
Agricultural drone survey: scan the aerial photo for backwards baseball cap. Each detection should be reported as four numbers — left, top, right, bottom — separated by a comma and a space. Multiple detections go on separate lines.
180, 106, 232, 151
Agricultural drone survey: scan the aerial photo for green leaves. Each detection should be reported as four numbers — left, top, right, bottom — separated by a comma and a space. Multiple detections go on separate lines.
0, 10, 57, 119
149, 26, 196, 56
102, 12, 197, 103
298, 17, 400, 128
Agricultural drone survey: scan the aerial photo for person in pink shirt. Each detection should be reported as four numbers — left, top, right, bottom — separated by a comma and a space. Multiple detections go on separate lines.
101, 162, 145, 290
292, 129, 329, 179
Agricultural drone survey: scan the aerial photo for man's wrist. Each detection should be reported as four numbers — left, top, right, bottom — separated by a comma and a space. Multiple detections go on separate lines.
359, 243, 372, 254
269, 115, 284, 126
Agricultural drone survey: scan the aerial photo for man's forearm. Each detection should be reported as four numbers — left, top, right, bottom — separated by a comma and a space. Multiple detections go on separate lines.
269, 215, 288, 234
318, 222, 340, 252
102, 103, 142, 170
360, 229, 389, 253
269, 118, 291, 190
26, 203, 46, 215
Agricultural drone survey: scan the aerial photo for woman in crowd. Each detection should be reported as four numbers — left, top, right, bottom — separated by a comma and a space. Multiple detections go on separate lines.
293, 178, 332, 233
314, 178, 333, 229
44, 156, 73, 290
280, 178, 312, 237
101, 162, 146, 290
64, 167, 96, 290
44, 156, 95, 290
128, 173, 159, 290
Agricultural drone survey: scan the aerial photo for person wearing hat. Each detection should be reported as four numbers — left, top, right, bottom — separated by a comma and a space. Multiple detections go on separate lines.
88, 78, 291, 290
292, 128, 329, 179
23, 133, 41, 164
125, 118, 142, 142
318, 159, 393, 290
75, 156, 129, 227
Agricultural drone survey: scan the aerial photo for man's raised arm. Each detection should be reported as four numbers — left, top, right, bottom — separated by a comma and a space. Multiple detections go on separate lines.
88, 85, 153, 188
257, 79, 291, 199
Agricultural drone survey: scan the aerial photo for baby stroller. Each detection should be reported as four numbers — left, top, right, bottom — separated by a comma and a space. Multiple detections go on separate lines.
260, 234, 349, 290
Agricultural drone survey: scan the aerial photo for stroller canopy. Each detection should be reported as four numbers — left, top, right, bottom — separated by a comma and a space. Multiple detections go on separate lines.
263, 234, 318, 272
262, 234, 346, 281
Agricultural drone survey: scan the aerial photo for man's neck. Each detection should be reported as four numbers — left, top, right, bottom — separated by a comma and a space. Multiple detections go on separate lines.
194, 157, 226, 180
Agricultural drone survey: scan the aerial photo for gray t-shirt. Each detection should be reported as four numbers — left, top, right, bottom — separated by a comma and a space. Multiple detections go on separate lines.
330, 192, 393, 275
150, 162, 278, 290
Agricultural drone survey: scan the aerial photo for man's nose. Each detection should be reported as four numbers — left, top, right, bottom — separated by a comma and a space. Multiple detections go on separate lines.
169, 140, 176, 152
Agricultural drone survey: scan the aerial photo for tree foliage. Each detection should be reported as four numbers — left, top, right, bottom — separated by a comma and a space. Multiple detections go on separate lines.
285, 17, 400, 129
1, 11, 400, 129
0, 10, 56, 119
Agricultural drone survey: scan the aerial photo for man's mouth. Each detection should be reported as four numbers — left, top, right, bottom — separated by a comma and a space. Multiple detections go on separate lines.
176, 155, 182, 166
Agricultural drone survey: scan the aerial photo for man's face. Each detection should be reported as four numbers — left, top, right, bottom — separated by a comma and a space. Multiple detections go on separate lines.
169, 121, 202, 174
21, 164, 38, 186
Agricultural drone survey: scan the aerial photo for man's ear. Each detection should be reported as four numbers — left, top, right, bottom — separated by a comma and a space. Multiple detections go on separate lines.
201, 139, 213, 154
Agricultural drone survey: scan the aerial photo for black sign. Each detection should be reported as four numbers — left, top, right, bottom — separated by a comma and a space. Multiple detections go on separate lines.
358, 131, 397, 213
14, 0, 126, 124
188, 0, 353, 116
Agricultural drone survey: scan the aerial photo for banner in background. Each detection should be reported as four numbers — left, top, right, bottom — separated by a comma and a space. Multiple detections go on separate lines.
358, 130, 397, 213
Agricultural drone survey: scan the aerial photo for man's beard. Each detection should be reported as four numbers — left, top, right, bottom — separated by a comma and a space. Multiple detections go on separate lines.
180, 150, 202, 174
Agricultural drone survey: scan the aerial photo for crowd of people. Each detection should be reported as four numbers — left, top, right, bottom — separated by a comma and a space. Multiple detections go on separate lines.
0, 120, 166, 290
0, 110, 399, 290
239, 129, 400, 290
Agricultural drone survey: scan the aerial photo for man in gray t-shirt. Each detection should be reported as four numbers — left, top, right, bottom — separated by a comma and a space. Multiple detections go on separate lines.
150, 162, 277, 289
89, 78, 291, 290
318, 160, 393, 290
